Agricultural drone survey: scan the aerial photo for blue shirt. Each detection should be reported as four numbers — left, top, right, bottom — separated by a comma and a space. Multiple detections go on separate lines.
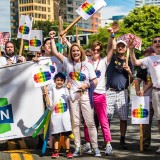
106, 54, 134, 91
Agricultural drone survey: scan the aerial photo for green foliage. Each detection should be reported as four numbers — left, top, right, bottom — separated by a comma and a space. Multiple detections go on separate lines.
123, 5, 160, 57
86, 5, 160, 58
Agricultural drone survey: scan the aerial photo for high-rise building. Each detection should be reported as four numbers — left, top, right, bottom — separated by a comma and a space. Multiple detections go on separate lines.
135, 0, 160, 7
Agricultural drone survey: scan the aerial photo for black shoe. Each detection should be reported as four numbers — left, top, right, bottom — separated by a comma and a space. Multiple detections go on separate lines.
120, 141, 128, 150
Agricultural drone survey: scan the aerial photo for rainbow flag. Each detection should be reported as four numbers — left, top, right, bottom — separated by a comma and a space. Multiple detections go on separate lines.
76, 0, 107, 20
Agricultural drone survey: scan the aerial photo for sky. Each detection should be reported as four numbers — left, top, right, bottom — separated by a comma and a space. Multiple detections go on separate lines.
101, 0, 135, 27
0, 0, 10, 32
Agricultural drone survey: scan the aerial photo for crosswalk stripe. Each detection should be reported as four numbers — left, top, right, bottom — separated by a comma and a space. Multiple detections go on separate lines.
22, 153, 33, 160
10, 153, 21, 160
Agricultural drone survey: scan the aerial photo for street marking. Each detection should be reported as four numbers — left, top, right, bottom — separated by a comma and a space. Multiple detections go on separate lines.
23, 153, 33, 160
10, 153, 21, 160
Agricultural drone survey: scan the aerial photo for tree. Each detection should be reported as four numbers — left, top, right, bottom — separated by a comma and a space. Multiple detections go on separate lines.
86, 5, 160, 58
123, 5, 160, 57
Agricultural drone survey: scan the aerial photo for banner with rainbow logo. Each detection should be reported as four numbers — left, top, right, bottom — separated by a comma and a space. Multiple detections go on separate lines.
131, 96, 149, 124
17, 15, 33, 40
76, 0, 107, 20
29, 30, 43, 52
32, 65, 52, 87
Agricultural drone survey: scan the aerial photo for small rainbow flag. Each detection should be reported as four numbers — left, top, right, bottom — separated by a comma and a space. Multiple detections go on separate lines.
19, 26, 30, 34
33, 68, 51, 83
81, 2, 95, 15
30, 39, 41, 47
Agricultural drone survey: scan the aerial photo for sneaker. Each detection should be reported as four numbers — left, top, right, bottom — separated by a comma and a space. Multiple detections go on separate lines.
144, 146, 152, 151
66, 149, 73, 159
51, 150, 59, 158
73, 147, 82, 157
93, 148, 101, 157
156, 147, 160, 154
82, 143, 92, 153
105, 144, 112, 155
120, 141, 128, 150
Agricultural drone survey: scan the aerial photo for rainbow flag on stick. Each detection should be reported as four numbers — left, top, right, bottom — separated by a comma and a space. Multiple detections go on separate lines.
76, 0, 107, 20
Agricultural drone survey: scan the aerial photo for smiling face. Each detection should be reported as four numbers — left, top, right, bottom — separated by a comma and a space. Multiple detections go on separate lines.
92, 45, 101, 61
43, 39, 51, 55
152, 37, 160, 54
70, 45, 82, 62
116, 42, 127, 56
55, 77, 64, 89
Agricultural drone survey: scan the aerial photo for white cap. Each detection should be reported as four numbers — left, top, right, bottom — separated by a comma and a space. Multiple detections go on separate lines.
116, 40, 127, 46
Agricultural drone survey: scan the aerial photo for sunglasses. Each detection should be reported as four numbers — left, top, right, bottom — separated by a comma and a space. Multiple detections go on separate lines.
153, 40, 160, 44
93, 49, 101, 52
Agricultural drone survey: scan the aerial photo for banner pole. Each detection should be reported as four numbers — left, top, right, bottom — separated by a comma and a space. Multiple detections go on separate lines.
19, 38, 24, 56
140, 124, 143, 152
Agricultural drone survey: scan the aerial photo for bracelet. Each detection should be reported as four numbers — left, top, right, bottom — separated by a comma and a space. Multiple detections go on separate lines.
111, 33, 115, 38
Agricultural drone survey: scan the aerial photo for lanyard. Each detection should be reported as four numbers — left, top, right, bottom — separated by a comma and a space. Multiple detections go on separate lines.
94, 60, 100, 71
72, 61, 82, 73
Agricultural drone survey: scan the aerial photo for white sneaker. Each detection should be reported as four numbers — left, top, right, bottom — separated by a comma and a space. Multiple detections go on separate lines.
156, 147, 160, 154
82, 143, 92, 153
105, 144, 112, 155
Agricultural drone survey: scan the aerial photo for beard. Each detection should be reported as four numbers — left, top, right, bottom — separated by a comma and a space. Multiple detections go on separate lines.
6, 51, 14, 57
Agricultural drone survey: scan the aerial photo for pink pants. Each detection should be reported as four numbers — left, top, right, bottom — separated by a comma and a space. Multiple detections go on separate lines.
84, 92, 112, 142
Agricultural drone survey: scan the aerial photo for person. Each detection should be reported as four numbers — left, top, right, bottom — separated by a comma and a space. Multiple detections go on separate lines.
106, 39, 134, 150
2, 41, 26, 65
82, 29, 115, 155
129, 36, 160, 154
33, 36, 64, 149
45, 72, 73, 159
85, 49, 93, 57
49, 31, 101, 157
135, 46, 156, 151
152, 36, 160, 54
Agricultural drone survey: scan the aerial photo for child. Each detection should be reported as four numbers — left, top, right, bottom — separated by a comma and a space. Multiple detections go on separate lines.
46, 72, 73, 159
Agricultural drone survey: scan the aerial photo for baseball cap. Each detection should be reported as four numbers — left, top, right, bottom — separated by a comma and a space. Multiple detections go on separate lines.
116, 40, 127, 46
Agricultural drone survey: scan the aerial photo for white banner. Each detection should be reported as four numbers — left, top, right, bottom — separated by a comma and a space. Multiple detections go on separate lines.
131, 96, 149, 124
76, 0, 107, 20
0, 62, 44, 140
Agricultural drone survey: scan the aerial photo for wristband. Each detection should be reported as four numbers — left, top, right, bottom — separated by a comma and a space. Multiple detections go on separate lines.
111, 33, 115, 38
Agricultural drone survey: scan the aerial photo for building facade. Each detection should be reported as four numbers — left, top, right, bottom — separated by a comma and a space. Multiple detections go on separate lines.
135, 0, 160, 7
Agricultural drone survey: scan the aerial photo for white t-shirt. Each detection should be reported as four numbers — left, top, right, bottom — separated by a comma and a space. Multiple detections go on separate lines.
48, 86, 72, 134
141, 55, 160, 88
63, 57, 96, 91
38, 56, 63, 79
0, 57, 7, 67
93, 58, 108, 94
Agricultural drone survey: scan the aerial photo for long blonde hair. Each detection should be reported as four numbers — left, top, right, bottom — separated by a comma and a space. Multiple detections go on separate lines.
68, 43, 86, 62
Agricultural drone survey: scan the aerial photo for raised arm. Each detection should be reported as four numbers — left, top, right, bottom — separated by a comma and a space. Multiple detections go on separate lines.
128, 39, 142, 66
49, 31, 65, 63
106, 34, 116, 64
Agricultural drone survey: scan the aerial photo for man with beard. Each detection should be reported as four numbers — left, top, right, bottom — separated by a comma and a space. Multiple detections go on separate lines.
106, 40, 134, 150
2, 41, 26, 65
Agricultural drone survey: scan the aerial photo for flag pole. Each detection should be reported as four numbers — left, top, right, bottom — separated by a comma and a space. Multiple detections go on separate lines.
60, 16, 82, 37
